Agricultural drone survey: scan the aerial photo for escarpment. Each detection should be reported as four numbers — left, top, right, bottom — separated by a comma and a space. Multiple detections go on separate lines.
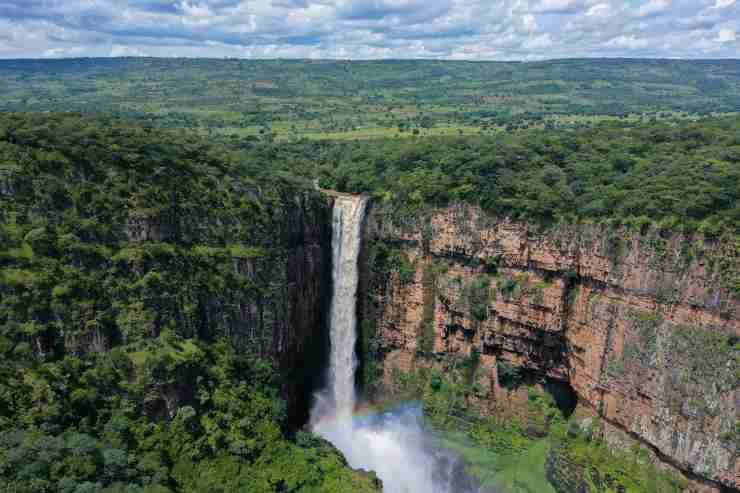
128, 192, 334, 427
358, 202, 739, 491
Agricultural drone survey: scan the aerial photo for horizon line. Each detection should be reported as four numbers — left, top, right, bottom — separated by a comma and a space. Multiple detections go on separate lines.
1, 55, 739, 63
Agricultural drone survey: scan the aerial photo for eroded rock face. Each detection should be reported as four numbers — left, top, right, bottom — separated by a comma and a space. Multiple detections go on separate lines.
263, 193, 333, 427
360, 202, 739, 491
122, 193, 333, 427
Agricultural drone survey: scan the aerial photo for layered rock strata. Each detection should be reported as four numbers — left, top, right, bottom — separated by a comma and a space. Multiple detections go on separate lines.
359, 202, 739, 491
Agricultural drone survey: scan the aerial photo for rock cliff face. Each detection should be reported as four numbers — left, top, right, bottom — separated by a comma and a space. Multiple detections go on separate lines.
266, 193, 333, 427
358, 202, 739, 491
124, 192, 333, 427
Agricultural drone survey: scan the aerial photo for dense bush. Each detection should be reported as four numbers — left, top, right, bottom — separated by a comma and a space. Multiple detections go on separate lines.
401, 359, 688, 493
298, 117, 740, 236
0, 113, 379, 492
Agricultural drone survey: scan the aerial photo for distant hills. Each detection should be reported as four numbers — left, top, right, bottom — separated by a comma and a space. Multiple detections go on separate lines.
1, 58, 739, 140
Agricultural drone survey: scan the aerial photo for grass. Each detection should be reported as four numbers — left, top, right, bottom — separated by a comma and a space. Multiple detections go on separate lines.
438, 430, 557, 493
3, 58, 739, 141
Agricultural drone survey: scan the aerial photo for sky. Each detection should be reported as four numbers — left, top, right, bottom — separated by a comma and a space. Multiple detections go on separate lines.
0, 0, 738, 60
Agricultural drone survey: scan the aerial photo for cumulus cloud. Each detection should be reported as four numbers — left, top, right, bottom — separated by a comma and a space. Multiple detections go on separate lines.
717, 28, 736, 42
711, 0, 735, 8
606, 34, 649, 49
529, 0, 587, 14
110, 44, 148, 56
635, 0, 671, 18
0, 0, 738, 59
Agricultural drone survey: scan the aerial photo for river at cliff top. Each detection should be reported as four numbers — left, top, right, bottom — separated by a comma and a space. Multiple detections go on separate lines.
312, 401, 492, 493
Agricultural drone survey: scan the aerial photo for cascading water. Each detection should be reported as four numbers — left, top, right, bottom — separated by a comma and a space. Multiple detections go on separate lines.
311, 195, 481, 493
326, 194, 365, 421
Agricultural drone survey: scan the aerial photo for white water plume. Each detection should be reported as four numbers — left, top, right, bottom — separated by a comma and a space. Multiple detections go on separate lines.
311, 195, 482, 493
326, 195, 365, 420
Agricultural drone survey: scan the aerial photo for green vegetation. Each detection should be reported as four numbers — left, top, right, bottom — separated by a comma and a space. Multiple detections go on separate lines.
611, 311, 740, 417
2, 59, 739, 140
313, 118, 740, 238
498, 275, 523, 301
623, 311, 663, 368
530, 281, 551, 306
359, 240, 417, 395
441, 428, 557, 493
2, 57, 739, 491
287, 116, 740, 296
392, 359, 688, 493
366, 241, 415, 285
358, 318, 383, 398
463, 275, 493, 322
664, 323, 739, 417
417, 262, 447, 356
548, 424, 687, 493
497, 361, 527, 391
0, 113, 379, 492
0, 337, 381, 493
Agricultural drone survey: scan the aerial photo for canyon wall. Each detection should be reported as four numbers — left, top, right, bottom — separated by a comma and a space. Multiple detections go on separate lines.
267, 193, 334, 426
359, 202, 739, 491
123, 192, 333, 426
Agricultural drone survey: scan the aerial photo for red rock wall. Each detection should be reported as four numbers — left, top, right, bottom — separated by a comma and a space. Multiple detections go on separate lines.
361, 202, 739, 491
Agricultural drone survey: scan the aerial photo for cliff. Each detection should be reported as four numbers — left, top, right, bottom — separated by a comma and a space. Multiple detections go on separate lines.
0, 112, 384, 492
359, 202, 739, 491
34, 190, 333, 427
235, 192, 333, 427
274, 194, 332, 425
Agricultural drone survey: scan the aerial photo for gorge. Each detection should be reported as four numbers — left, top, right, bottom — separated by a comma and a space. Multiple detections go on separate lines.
307, 192, 738, 492
354, 201, 739, 492
312, 195, 480, 493
1, 113, 737, 493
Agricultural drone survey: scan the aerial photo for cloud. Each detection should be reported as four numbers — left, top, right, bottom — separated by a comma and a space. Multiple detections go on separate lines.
0, 0, 738, 59
635, 0, 671, 18
717, 27, 736, 42
43, 46, 87, 57
110, 44, 148, 56
529, 0, 586, 14
524, 33, 552, 48
606, 34, 649, 49
521, 13, 538, 31
337, 0, 450, 22
585, 3, 611, 18
711, 0, 735, 8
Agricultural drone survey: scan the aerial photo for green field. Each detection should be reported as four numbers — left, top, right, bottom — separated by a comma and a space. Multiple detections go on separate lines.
1, 58, 739, 140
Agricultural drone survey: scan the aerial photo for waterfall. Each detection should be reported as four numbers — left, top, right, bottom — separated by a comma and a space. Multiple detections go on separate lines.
311, 194, 481, 493
327, 194, 367, 419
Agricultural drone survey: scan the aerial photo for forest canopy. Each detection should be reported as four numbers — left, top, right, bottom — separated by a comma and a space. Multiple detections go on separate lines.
0, 113, 380, 493
273, 117, 740, 237
1, 111, 739, 491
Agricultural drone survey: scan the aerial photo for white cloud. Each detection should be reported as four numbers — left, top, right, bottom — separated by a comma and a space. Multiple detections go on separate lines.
521, 13, 538, 31
0, 0, 737, 59
110, 44, 147, 57
43, 46, 87, 57
606, 34, 649, 49
524, 33, 552, 48
179, 1, 218, 26
585, 2, 610, 17
717, 28, 736, 42
636, 0, 670, 18
711, 0, 735, 8
529, 0, 584, 14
